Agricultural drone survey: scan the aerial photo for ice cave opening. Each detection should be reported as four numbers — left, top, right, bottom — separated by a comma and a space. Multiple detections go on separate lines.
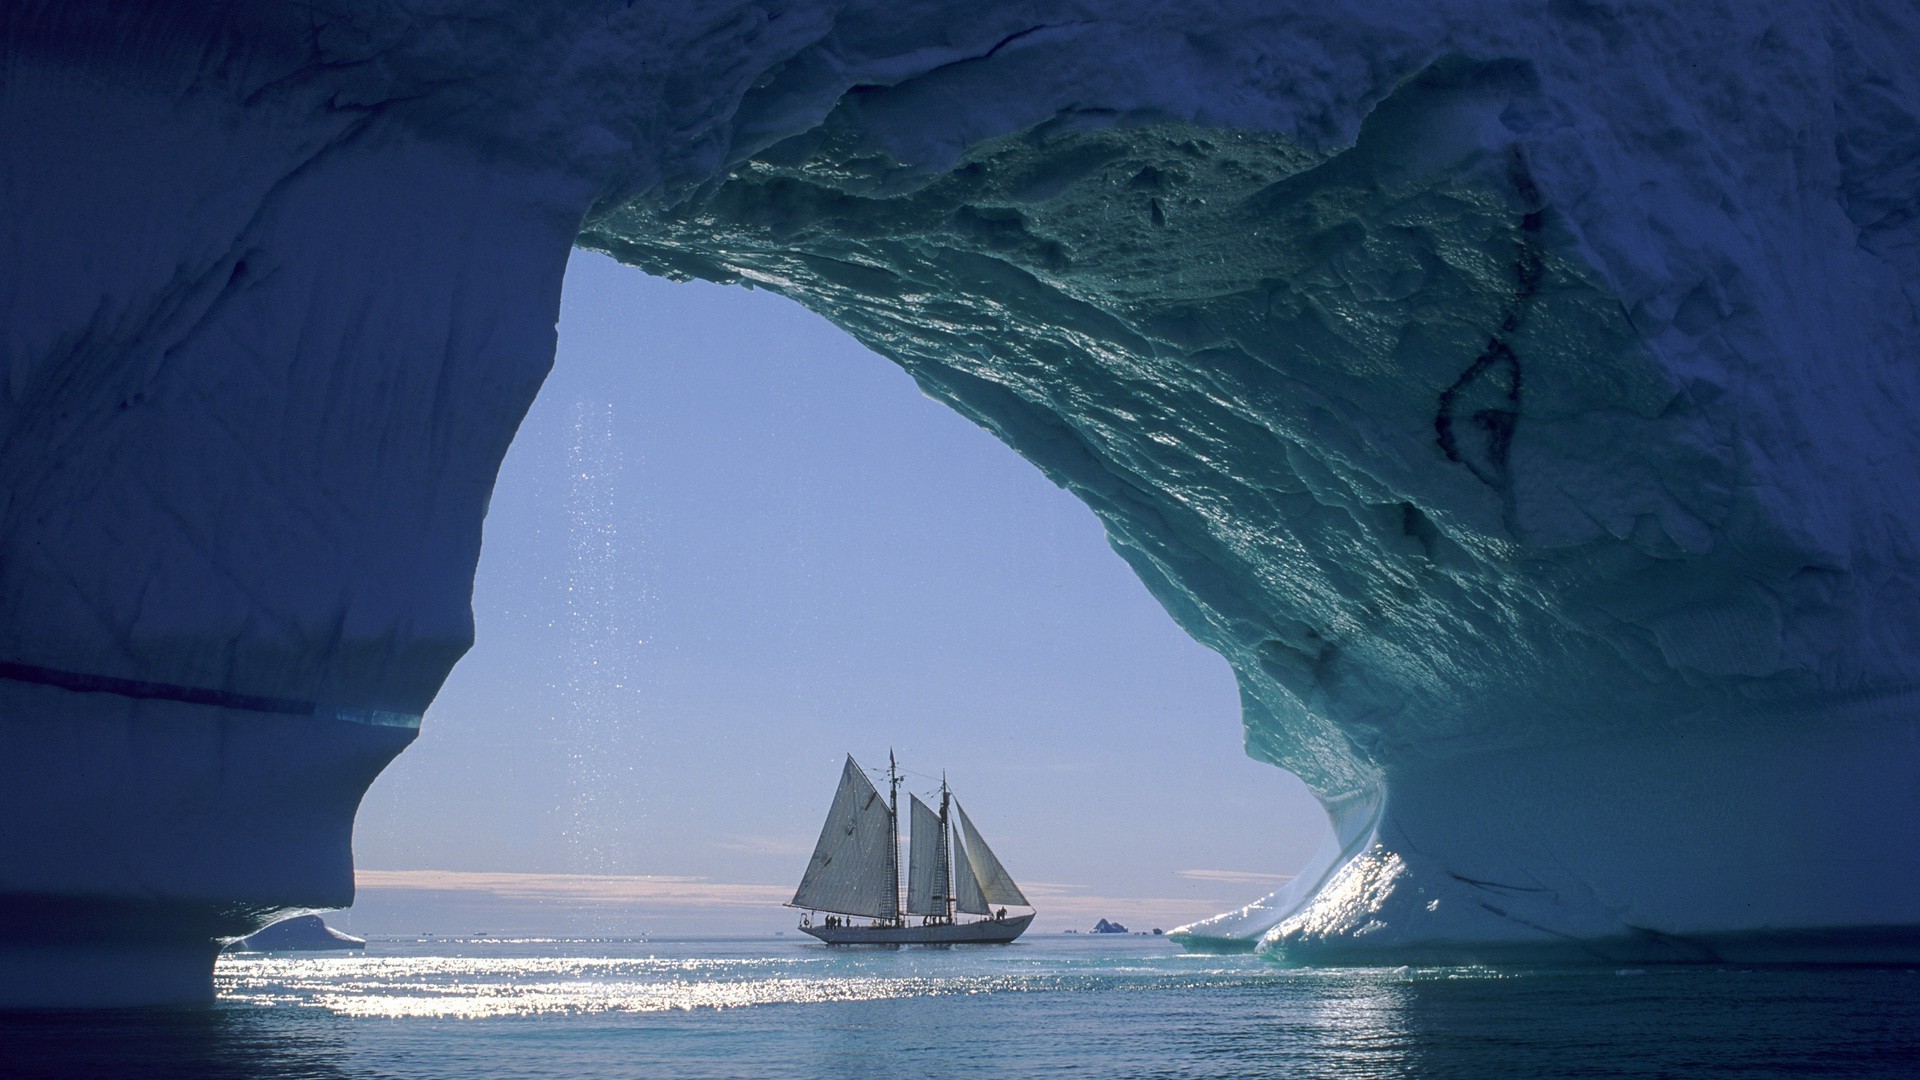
4, 0, 1919, 1005
343, 256, 1337, 940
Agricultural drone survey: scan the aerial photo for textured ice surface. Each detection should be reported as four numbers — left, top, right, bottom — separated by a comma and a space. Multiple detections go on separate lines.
4, 0, 1920, 998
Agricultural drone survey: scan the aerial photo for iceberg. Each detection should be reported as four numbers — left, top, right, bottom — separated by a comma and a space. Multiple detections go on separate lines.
231, 914, 366, 953
3, 0, 1918, 1001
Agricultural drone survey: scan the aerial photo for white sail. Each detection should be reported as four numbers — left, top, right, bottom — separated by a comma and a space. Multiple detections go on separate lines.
951, 823, 990, 916
791, 756, 898, 919
953, 800, 1029, 907
905, 794, 946, 916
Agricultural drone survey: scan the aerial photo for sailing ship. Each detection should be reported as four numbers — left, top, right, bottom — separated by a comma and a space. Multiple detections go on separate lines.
789, 753, 1034, 945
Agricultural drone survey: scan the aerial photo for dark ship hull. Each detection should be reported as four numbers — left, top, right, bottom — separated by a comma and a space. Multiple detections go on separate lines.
800, 913, 1033, 945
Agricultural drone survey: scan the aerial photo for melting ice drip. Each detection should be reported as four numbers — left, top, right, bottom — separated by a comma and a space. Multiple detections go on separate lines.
562, 400, 641, 876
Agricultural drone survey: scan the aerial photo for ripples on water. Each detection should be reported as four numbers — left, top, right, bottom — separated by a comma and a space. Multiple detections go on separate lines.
5, 937, 1917, 1077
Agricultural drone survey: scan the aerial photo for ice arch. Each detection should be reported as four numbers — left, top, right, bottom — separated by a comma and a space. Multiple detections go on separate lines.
3, 1, 1918, 1002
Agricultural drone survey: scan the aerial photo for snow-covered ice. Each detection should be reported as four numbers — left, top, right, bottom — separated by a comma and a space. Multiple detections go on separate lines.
3, 0, 1918, 1000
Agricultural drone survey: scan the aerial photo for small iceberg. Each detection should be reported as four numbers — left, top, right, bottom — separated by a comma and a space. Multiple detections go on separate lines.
231, 915, 366, 952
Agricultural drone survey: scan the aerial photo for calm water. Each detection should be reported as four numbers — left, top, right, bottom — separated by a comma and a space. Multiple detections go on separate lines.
4, 936, 1917, 1077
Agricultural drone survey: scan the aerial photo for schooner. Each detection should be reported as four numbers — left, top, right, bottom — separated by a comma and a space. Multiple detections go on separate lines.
790, 753, 1034, 945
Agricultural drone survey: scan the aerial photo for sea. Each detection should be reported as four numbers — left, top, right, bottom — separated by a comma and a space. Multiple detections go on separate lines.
4, 935, 1917, 1078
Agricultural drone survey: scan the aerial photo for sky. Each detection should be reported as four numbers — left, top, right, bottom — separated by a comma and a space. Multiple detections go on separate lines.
345, 250, 1331, 937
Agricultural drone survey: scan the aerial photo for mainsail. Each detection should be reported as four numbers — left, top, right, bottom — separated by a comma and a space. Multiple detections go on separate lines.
953, 800, 1029, 907
952, 825, 989, 916
790, 756, 898, 919
905, 794, 947, 916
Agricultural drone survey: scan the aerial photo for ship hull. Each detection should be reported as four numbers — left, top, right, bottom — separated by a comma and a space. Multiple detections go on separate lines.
799, 914, 1034, 945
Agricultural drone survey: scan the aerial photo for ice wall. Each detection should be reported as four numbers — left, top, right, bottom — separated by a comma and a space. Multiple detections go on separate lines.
4, 0, 1918, 1000
0, 2, 589, 1004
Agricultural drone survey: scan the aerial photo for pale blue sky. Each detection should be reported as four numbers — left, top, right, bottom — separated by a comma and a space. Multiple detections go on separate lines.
348, 250, 1330, 934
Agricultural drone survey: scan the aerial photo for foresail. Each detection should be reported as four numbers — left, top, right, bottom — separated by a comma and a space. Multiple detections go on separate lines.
905, 794, 944, 916
953, 800, 1029, 907
791, 756, 898, 919
951, 823, 989, 915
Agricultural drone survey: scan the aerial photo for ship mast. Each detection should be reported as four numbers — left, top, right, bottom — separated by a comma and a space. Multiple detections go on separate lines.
938, 772, 953, 923
887, 750, 902, 928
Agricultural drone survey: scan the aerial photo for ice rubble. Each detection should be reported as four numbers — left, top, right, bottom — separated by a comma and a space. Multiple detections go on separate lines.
3, 0, 1919, 1000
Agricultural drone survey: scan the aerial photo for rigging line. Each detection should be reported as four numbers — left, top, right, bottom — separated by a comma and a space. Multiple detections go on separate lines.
859, 759, 948, 801
867, 761, 944, 789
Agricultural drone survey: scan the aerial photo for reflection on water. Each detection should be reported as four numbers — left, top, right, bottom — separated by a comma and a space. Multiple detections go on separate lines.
4, 939, 1916, 1078
223, 951, 995, 1018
